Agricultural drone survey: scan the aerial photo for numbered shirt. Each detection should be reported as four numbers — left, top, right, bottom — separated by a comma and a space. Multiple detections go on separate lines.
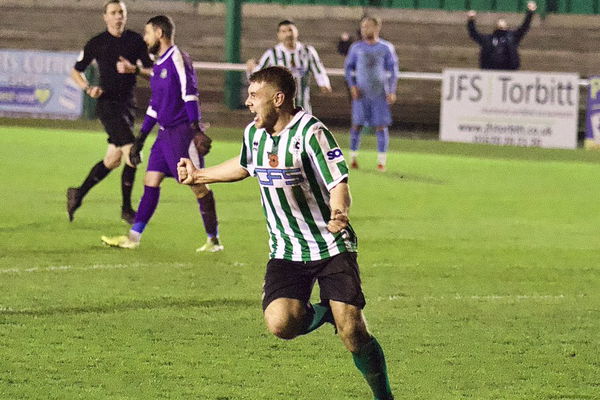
254, 42, 330, 114
240, 110, 357, 261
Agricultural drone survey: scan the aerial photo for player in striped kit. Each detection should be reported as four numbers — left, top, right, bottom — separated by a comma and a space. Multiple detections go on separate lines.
246, 20, 331, 114
178, 66, 394, 400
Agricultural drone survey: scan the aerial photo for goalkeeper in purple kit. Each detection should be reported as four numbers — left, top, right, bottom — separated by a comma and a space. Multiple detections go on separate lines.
101, 15, 222, 252
344, 16, 398, 172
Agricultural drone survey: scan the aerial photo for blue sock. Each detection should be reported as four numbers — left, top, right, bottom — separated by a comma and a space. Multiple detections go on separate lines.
350, 127, 362, 152
376, 128, 389, 153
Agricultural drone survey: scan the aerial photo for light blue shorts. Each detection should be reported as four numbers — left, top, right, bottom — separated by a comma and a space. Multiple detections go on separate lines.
351, 95, 392, 127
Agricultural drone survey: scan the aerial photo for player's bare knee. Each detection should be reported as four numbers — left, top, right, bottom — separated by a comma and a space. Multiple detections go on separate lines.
104, 157, 121, 170
264, 314, 299, 340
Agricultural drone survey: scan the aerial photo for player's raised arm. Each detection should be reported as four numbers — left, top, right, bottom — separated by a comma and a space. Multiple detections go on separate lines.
178, 157, 249, 185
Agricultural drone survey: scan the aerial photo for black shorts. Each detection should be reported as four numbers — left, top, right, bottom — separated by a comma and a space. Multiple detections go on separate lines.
96, 97, 136, 147
262, 252, 366, 311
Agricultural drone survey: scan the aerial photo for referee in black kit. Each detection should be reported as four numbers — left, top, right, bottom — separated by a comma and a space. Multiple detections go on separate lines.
68, 0, 153, 224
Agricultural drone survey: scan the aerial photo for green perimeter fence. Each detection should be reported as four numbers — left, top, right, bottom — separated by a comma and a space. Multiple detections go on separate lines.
178, 0, 600, 14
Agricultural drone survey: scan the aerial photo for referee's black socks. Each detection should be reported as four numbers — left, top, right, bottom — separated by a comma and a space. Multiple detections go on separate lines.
78, 160, 111, 199
121, 164, 136, 210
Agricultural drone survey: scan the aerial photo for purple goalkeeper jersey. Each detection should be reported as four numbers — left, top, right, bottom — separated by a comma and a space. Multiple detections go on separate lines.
145, 45, 200, 128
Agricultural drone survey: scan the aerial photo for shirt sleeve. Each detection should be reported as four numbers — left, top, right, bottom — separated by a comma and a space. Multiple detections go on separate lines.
239, 123, 257, 176
307, 45, 330, 88
305, 124, 349, 191
173, 49, 201, 122
74, 39, 95, 72
254, 48, 275, 72
384, 43, 399, 95
344, 43, 358, 87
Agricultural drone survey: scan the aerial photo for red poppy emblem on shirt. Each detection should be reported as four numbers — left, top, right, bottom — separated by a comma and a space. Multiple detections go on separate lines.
268, 153, 279, 167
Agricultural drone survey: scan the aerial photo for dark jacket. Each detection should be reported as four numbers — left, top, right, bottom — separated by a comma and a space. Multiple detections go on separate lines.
467, 10, 534, 70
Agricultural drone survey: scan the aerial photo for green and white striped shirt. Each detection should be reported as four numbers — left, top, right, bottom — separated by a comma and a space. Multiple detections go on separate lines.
240, 110, 357, 262
254, 42, 330, 114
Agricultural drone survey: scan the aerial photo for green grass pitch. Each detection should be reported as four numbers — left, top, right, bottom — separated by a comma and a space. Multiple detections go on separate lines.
1, 124, 599, 399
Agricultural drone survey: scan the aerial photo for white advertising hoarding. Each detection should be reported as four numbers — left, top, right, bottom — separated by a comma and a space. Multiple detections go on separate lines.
440, 69, 579, 149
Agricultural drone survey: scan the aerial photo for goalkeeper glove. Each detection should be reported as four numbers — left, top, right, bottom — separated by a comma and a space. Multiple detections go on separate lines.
191, 121, 212, 156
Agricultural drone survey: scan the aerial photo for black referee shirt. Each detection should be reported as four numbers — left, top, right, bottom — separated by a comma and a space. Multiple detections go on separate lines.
74, 29, 153, 101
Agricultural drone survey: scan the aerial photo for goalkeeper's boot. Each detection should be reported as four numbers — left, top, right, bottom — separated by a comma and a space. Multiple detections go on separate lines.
121, 207, 136, 225
376, 163, 386, 172
101, 235, 139, 249
196, 237, 224, 253
350, 159, 359, 169
67, 187, 82, 222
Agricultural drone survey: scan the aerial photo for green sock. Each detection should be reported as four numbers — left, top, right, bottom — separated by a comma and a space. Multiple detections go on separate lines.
352, 336, 394, 400
299, 302, 334, 335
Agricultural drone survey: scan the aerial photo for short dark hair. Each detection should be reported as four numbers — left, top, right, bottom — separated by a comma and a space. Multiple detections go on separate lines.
103, 0, 125, 14
249, 66, 296, 105
277, 20, 296, 29
361, 16, 382, 27
146, 15, 175, 40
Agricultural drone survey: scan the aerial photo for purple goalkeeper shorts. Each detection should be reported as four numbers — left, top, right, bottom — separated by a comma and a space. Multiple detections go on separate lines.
147, 122, 205, 178
351, 95, 392, 127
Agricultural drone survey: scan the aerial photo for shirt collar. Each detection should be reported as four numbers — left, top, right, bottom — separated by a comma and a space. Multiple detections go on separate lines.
263, 108, 306, 138
156, 45, 176, 65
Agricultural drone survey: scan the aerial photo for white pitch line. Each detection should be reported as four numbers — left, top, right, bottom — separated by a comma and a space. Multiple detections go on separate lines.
0, 262, 195, 275
375, 294, 576, 302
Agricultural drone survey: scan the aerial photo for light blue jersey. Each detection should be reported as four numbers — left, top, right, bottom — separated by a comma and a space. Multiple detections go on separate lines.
344, 39, 398, 99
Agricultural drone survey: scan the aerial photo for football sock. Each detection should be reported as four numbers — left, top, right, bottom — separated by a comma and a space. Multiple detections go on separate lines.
121, 165, 136, 210
299, 302, 334, 335
375, 128, 389, 153
350, 127, 362, 151
197, 190, 219, 238
352, 336, 394, 400
78, 160, 111, 199
131, 185, 160, 235
377, 153, 387, 166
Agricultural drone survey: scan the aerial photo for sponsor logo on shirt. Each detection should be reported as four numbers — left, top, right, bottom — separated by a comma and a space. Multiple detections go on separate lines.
326, 148, 343, 161
160, 68, 168, 79
255, 167, 304, 187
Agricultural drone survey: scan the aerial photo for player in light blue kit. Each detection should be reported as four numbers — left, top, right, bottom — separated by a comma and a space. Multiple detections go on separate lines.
101, 15, 222, 251
344, 16, 398, 172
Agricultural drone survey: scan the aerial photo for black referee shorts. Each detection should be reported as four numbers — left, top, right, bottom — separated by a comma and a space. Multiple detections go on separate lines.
96, 97, 136, 147
262, 252, 366, 311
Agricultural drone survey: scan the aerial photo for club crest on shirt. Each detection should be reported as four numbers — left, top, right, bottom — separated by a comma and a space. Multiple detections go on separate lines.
289, 136, 302, 155
160, 68, 168, 79
268, 153, 279, 167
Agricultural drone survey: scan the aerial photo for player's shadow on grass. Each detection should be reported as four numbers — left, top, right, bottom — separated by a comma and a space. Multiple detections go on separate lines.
362, 170, 445, 185
0, 297, 258, 317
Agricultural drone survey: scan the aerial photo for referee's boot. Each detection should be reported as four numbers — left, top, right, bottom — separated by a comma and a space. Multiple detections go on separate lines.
121, 207, 136, 225
66, 187, 82, 222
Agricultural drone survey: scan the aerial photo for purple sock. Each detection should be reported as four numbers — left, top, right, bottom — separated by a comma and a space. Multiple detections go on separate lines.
197, 190, 219, 238
350, 127, 361, 151
132, 185, 160, 234
376, 128, 389, 153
